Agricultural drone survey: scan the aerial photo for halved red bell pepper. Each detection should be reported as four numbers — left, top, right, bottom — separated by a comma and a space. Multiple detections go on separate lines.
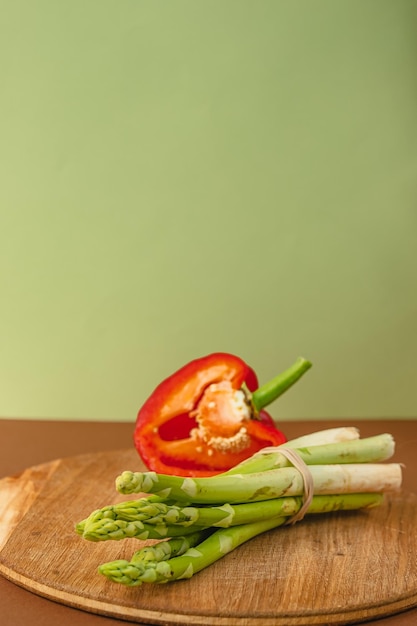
134, 352, 312, 477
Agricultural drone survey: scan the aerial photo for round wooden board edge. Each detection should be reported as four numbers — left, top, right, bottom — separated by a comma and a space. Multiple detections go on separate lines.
0, 458, 62, 551
1, 560, 416, 626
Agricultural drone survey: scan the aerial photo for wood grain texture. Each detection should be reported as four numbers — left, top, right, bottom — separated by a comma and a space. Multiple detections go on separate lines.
0, 449, 416, 626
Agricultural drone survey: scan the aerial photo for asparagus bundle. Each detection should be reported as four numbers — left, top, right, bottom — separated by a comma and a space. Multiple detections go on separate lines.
76, 428, 403, 585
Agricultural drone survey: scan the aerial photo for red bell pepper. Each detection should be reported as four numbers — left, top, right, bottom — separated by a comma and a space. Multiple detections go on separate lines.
134, 353, 312, 477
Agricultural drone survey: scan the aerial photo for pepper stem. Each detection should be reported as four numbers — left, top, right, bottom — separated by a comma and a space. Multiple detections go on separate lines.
251, 357, 312, 412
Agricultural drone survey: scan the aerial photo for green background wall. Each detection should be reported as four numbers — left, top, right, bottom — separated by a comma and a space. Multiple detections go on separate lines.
1, 0, 416, 423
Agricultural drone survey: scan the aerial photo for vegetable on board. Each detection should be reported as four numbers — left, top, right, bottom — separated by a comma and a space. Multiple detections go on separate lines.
133, 353, 312, 477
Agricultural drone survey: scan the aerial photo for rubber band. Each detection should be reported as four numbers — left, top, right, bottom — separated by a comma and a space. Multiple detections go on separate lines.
277, 448, 314, 525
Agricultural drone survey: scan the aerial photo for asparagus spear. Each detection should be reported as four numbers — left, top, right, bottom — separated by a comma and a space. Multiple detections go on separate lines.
116, 462, 402, 504
130, 530, 211, 563
79, 493, 383, 542
98, 516, 288, 585
224, 433, 395, 475
78, 518, 208, 541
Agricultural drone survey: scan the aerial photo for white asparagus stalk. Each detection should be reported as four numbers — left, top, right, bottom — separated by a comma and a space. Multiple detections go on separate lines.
304, 463, 402, 495
282, 427, 360, 448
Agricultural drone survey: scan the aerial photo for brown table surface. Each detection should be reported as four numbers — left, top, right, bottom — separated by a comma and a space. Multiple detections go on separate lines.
0, 418, 416, 626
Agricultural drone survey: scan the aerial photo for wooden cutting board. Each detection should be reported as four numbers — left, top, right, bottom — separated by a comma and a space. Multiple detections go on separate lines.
0, 449, 416, 626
